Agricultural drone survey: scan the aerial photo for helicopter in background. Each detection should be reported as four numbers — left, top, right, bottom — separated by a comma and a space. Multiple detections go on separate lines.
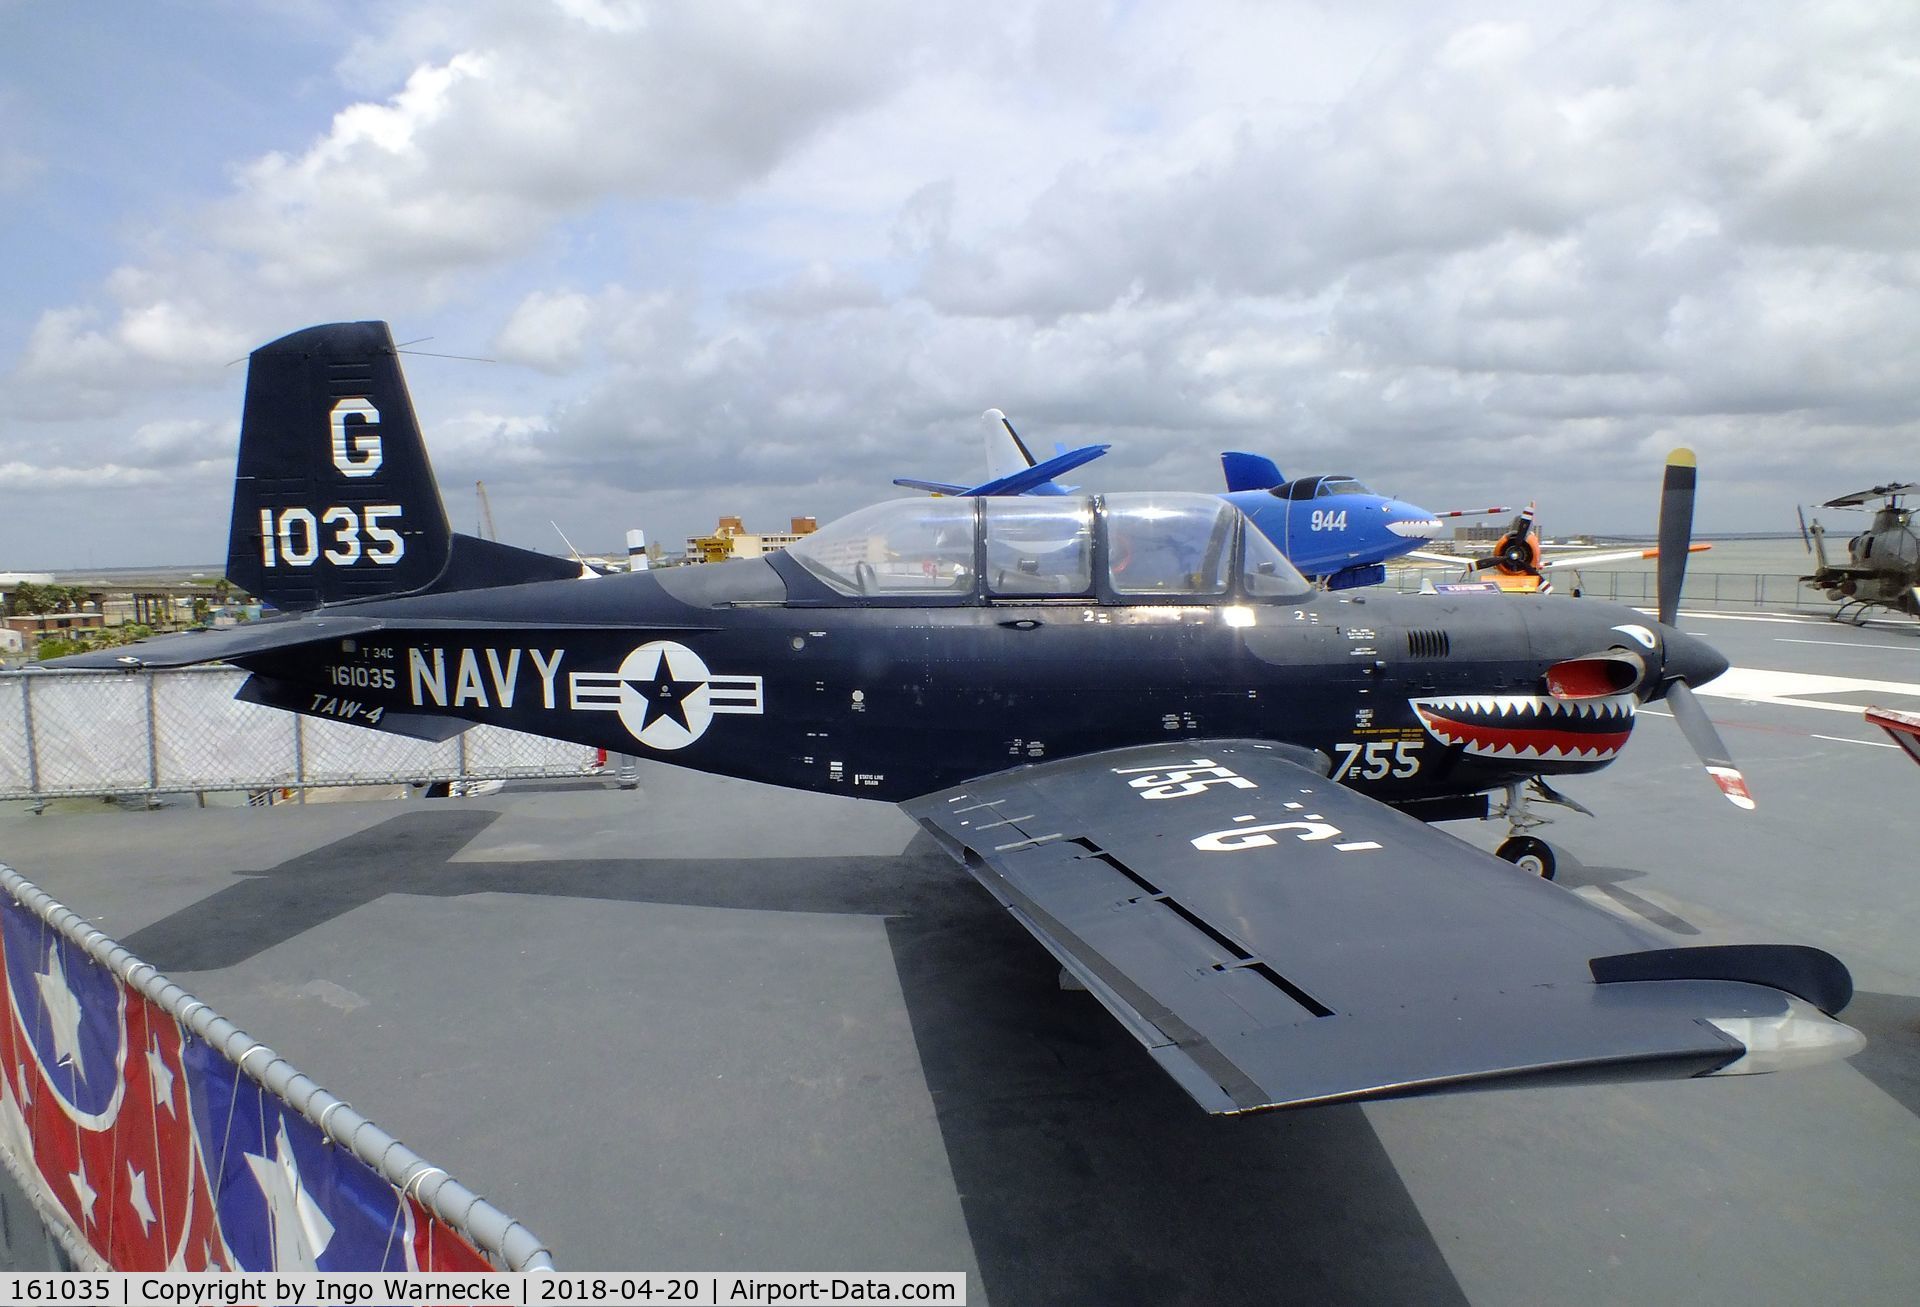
1799, 483, 1920, 623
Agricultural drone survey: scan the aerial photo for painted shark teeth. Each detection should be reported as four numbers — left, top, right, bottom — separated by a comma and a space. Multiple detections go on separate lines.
1408, 693, 1637, 766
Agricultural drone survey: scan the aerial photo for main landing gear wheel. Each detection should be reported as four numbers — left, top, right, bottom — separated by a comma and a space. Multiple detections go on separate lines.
1496, 836, 1557, 880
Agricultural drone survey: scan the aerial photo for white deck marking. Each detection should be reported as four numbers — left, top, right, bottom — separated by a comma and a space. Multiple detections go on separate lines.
1631, 606, 1916, 633
1812, 734, 1899, 749
1632, 609, 1815, 625
1698, 666, 1920, 715
1775, 638, 1920, 652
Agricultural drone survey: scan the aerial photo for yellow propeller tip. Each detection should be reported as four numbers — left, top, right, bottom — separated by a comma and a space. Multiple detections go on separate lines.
1667, 448, 1697, 468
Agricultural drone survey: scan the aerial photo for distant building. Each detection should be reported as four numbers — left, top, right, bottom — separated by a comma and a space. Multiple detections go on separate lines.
7, 612, 105, 640
685, 515, 819, 564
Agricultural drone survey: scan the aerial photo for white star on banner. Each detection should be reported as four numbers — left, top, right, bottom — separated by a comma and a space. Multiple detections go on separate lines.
69, 1159, 97, 1225
245, 1118, 335, 1270
147, 1036, 176, 1116
127, 1162, 157, 1234
35, 945, 84, 1072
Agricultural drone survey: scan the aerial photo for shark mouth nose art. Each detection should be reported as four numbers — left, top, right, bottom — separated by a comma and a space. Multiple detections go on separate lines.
1410, 694, 1636, 762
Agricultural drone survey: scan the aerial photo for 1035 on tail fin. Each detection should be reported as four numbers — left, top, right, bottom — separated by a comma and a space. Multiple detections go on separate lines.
226, 321, 577, 610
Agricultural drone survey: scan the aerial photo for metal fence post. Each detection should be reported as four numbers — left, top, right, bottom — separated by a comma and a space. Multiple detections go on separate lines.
21, 672, 42, 813
145, 671, 160, 796
458, 728, 470, 782
294, 712, 307, 804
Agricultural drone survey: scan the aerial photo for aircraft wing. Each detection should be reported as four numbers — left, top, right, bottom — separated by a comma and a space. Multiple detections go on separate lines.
1541, 543, 1711, 570
892, 477, 973, 496
902, 738, 1858, 1114
967, 443, 1111, 497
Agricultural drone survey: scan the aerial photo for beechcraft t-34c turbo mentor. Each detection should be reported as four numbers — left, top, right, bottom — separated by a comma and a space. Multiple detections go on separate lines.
59, 322, 1863, 1115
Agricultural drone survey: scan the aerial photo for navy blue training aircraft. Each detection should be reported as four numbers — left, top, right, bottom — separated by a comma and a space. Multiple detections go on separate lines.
58, 323, 1862, 1115
894, 408, 1110, 498
1220, 451, 1508, 590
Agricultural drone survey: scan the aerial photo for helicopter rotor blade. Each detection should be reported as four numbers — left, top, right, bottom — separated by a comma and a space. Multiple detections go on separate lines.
1665, 679, 1754, 810
1656, 449, 1696, 629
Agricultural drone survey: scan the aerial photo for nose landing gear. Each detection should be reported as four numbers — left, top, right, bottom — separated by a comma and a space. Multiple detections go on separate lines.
1489, 778, 1593, 880
1495, 834, 1556, 879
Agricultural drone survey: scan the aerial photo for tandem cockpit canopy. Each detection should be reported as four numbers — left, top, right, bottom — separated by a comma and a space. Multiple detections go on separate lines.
783, 492, 1311, 601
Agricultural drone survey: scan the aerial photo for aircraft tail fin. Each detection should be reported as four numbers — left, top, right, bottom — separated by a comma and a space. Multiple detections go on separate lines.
226, 321, 577, 611
1221, 452, 1285, 492
982, 408, 1037, 481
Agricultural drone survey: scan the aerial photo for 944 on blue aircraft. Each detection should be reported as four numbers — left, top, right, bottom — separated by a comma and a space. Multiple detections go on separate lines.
1219, 451, 1509, 590
60, 322, 1862, 1115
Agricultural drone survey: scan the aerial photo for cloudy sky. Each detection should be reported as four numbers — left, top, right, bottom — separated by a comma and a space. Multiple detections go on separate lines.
2, 0, 1916, 568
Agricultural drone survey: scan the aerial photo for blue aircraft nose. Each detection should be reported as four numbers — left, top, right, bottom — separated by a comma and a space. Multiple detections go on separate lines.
1382, 501, 1444, 542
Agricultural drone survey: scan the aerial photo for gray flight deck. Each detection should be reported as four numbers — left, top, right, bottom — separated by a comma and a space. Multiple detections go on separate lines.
2, 605, 1917, 1304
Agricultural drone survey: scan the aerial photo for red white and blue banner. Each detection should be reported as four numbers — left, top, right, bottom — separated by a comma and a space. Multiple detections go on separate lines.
0, 886, 522, 1271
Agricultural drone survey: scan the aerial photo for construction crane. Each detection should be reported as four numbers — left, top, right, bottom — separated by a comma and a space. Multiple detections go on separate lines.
476, 481, 497, 541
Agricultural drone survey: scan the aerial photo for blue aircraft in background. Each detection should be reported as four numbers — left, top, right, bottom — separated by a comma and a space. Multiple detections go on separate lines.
1218, 451, 1507, 590
894, 408, 1111, 497
894, 412, 1504, 588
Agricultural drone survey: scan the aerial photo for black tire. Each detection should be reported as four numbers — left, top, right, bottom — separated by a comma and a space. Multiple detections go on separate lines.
1496, 835, 1556, 879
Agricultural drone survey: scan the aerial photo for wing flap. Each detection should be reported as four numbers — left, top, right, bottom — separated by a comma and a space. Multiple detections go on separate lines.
904, 739, 1860, 1113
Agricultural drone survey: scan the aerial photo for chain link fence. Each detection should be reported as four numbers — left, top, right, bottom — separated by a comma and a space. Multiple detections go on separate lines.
1, 665, 598, 804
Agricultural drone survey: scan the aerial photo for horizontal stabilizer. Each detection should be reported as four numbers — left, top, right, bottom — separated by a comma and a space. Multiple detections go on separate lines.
892, 477, 973, 496
43, 614, 392, 670
904, 739, 1860, 1114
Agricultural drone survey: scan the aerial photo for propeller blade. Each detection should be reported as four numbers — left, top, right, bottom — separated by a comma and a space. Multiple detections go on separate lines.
1666, 679, 1754, 809
1656, 449, 1696, 628
1797, 505, 1813, 553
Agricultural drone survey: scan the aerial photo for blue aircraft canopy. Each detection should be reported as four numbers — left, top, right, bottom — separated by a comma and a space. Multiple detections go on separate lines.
788, 493, 1310, 600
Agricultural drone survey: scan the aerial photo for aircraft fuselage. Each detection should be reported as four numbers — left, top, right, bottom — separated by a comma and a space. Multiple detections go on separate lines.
235, 558, 1700, 807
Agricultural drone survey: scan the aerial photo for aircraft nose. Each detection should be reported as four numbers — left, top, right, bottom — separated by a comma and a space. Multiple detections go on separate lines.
1383, 502, 1444, 540
1661, 626, 1729, 688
